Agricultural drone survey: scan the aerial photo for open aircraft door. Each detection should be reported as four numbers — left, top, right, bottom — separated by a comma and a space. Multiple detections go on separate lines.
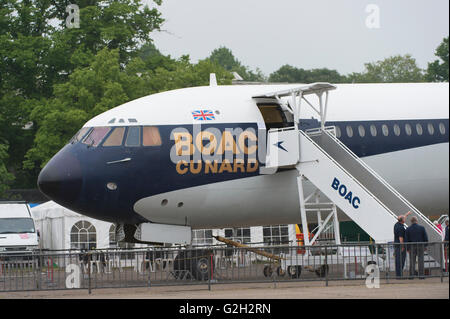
254, 83, 336, 170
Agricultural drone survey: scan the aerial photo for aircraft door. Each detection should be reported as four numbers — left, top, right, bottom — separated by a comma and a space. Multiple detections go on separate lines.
257, 103, 299, 169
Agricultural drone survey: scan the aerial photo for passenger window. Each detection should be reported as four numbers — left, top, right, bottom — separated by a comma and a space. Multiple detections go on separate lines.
370, 125, 377, 137
439, 122, 446, 135
346, 125, 353, 138
125, 126, 140, 146
382, 124, 389, 136
405, 124, 412, 136
143, 127, 162, 146
82, 127, 111, 147
103, 127, 125, 146
72, 127, 91, 143
416, 123, 423, 135
335, 126, 341, 138
393, 124, 401, 136
358, 125, 365, 137
427, 123, 435, 135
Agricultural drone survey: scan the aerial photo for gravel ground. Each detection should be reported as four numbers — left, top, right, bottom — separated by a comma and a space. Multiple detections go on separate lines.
1, 277, 448, 299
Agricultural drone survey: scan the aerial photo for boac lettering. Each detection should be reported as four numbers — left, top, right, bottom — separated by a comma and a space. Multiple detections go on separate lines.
331, 177, 360, 209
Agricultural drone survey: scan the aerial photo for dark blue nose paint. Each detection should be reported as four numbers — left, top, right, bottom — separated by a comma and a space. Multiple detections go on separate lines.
37, 146, 82, 206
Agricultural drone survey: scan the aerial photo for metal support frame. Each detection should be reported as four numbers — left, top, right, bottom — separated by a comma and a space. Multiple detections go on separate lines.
288, 84, 335, 130
296, 174, 341, 248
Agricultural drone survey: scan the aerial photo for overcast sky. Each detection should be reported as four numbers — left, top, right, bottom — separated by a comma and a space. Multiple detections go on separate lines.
145, 0, 449, 76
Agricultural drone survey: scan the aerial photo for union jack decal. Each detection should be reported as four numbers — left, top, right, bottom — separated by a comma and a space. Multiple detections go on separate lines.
192, 110, 215, 121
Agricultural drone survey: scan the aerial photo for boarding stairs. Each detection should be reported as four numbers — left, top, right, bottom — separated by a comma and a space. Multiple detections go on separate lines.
255, 83, 443, 263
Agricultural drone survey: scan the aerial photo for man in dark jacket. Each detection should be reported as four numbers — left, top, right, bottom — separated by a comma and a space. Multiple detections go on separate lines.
393, 215, 407, 278
445, 219, 449, 243
405, 216, 428, 279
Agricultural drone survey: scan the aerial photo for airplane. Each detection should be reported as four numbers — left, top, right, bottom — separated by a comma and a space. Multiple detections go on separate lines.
37, 81, 449, 250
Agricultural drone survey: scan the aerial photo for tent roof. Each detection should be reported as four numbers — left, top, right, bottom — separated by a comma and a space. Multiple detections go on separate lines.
31, 201, 82, 220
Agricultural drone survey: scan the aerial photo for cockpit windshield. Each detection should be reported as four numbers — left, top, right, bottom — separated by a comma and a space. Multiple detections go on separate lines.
82, 127, 111, 147
103, 127, 125, 146
71, 126, 162, 147
70, 127, 91, 144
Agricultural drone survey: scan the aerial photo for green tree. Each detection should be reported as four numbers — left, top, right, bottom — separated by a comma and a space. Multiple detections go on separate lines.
138, 43, 177, 72
347, 55, 424, 83
426, 36, 449, 82
269, 65, 345, 83
0, 143, 14, 198
209, 47, 265, 82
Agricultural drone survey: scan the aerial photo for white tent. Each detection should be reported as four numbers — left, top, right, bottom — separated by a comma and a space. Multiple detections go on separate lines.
31, 201, 113, 250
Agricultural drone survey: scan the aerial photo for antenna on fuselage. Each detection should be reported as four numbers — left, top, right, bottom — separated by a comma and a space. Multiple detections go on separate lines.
209, 73, 218, 87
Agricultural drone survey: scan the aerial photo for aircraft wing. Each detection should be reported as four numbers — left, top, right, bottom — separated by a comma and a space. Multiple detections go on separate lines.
252, 82, 336, 99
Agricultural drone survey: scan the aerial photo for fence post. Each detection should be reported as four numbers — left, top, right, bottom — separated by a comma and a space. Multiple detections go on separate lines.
325, 246, 328, 287
38, 248, 43, 290
88, 253, 92, 295
208, 252, 211, 291
386, 243, 390, 284
271, 248, 276, 289
147, 250, 152, 288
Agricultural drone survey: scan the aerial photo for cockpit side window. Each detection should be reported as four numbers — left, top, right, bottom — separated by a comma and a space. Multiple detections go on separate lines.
143, 126, 162, 146
103, 127, 125, 147
82, 127, 111, 147
125, 126, 140, 147
71, 127, 91, 143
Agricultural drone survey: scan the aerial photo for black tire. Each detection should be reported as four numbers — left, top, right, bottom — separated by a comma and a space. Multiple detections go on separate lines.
263, 265, 273, 277
288, 265, 302, 279
190, 249, 214, 281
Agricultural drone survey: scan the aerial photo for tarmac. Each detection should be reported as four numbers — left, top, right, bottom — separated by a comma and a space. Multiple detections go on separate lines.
0, 277, 448, 299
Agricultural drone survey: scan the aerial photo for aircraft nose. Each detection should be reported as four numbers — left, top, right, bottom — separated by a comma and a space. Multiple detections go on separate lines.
37, 148, 83, 205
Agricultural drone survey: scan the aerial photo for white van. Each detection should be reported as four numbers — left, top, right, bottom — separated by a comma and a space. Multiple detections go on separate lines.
0, 202, 39, 256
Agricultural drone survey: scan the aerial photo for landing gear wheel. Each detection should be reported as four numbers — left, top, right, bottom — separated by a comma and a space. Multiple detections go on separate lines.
288, 266, 302, 279
263, 265, 273, 277
315, 264, 329, 278
190, 249, 214, 281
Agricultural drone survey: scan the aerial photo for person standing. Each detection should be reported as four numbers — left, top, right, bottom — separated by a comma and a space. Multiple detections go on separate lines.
434, 220, 443, 233
445, 219, 449, 243
405, 216, 429, 279
393, 215, 407, 278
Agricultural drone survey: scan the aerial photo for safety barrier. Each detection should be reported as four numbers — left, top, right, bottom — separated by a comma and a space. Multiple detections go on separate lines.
0, 242, 448, 292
